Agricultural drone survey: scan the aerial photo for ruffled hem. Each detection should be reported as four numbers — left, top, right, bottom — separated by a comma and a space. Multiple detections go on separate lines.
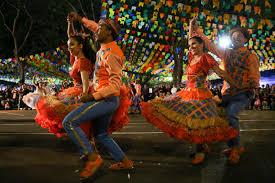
141, 102, 238, 144
35, 96, 91, 138
177, 87, 213, 100
34, 113, 65, 138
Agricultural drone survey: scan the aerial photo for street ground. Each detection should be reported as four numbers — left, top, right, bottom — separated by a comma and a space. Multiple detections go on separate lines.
0, 110, 275, 183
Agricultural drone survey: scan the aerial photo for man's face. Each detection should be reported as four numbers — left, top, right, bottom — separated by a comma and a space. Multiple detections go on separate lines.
231, 31, 247, 48
95, 21, 112, 43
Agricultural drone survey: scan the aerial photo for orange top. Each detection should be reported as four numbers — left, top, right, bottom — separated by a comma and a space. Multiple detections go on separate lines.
82, 18, 125, 100
177, 53, 218, 100
69, 55, 93, 86
193, 29, 260, 96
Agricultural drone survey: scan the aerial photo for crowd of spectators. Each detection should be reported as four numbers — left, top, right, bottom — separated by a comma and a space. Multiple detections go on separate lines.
1, 81, 275, 112
0, 83, 34, 110
128, 82, 275, 114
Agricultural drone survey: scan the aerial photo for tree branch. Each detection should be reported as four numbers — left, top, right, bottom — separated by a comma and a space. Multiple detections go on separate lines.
77, 0, 87, 17
2, 0, 20, 55
65, 0, 77, 12
0, 2, 13, 34
5, 0, 17, 10
90, 0, 96, 20
12, 6, 20, 35
18, 5, 33, 53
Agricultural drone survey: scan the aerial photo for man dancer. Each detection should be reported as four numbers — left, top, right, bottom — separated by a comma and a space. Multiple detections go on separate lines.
190, 18, 260, 164
63, 12, 133, 179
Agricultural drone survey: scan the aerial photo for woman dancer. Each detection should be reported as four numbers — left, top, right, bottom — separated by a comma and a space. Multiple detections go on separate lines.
23, 33, 95, 137
23, 20, 130, 138
141, 36, 238, 165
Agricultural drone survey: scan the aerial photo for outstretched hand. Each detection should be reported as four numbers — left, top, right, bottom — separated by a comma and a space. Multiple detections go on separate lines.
67, 15, 73, 23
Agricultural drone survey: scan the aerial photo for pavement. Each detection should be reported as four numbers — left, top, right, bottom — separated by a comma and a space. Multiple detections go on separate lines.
0, 110, 275, 183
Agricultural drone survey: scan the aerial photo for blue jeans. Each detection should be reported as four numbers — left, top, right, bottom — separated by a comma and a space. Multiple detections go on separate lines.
62, 96, 125, 161
222, 92, 249, 147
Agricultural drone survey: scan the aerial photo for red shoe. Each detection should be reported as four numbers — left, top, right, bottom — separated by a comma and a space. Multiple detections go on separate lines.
191, 153, 205, 165
109, 160, 134, 170
79, 155, 103, 179
222, 146, 245, 157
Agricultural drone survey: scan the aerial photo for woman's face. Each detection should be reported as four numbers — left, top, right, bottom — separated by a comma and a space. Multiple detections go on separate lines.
67, 38, 82, 56
188, 38, 204, 55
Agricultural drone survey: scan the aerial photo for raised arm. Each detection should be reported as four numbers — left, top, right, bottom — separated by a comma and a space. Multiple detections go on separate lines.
67, 15, 75, 38
189, 17, 226, 59
69, 12, 99, 33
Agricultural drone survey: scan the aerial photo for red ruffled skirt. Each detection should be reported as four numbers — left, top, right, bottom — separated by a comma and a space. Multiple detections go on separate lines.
141, 88, 237, 144
34, 85, 131, 137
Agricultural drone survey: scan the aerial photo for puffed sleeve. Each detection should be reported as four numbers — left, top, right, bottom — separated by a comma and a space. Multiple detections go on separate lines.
202, 53, 218, 73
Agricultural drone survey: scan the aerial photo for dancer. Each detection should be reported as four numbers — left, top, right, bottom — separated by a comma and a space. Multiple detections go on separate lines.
63, 12, 133, 179
23, 19, 130, 138
32, 75, 48, 95
141, 35, 238, 165
57, 16, 96, 105
23, 33, 95, 137
190, 17, 260, 164
22, 76, 46, 110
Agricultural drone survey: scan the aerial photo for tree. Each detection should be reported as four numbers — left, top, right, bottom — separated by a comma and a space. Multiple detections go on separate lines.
0, 0, 102, 83
0, 0, 33, 83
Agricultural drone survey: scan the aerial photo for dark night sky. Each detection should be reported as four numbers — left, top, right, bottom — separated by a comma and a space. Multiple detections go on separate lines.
0, 0, 101, 58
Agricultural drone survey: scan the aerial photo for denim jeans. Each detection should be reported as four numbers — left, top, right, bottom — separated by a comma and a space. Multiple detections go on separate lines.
62, 96, 125, 161
222, 92, 249, 147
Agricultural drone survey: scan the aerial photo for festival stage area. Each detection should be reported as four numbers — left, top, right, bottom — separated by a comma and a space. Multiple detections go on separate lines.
0, 110, 274, 183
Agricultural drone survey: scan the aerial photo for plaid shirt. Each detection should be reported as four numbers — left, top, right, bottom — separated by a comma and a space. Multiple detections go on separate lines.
194, 29, 260, 96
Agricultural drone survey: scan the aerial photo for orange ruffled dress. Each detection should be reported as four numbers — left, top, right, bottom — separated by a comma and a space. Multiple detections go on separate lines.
34, 56, 131, 137
57, 55, 94, 103
141, 53, 237, 144
35, 57, 94, 137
